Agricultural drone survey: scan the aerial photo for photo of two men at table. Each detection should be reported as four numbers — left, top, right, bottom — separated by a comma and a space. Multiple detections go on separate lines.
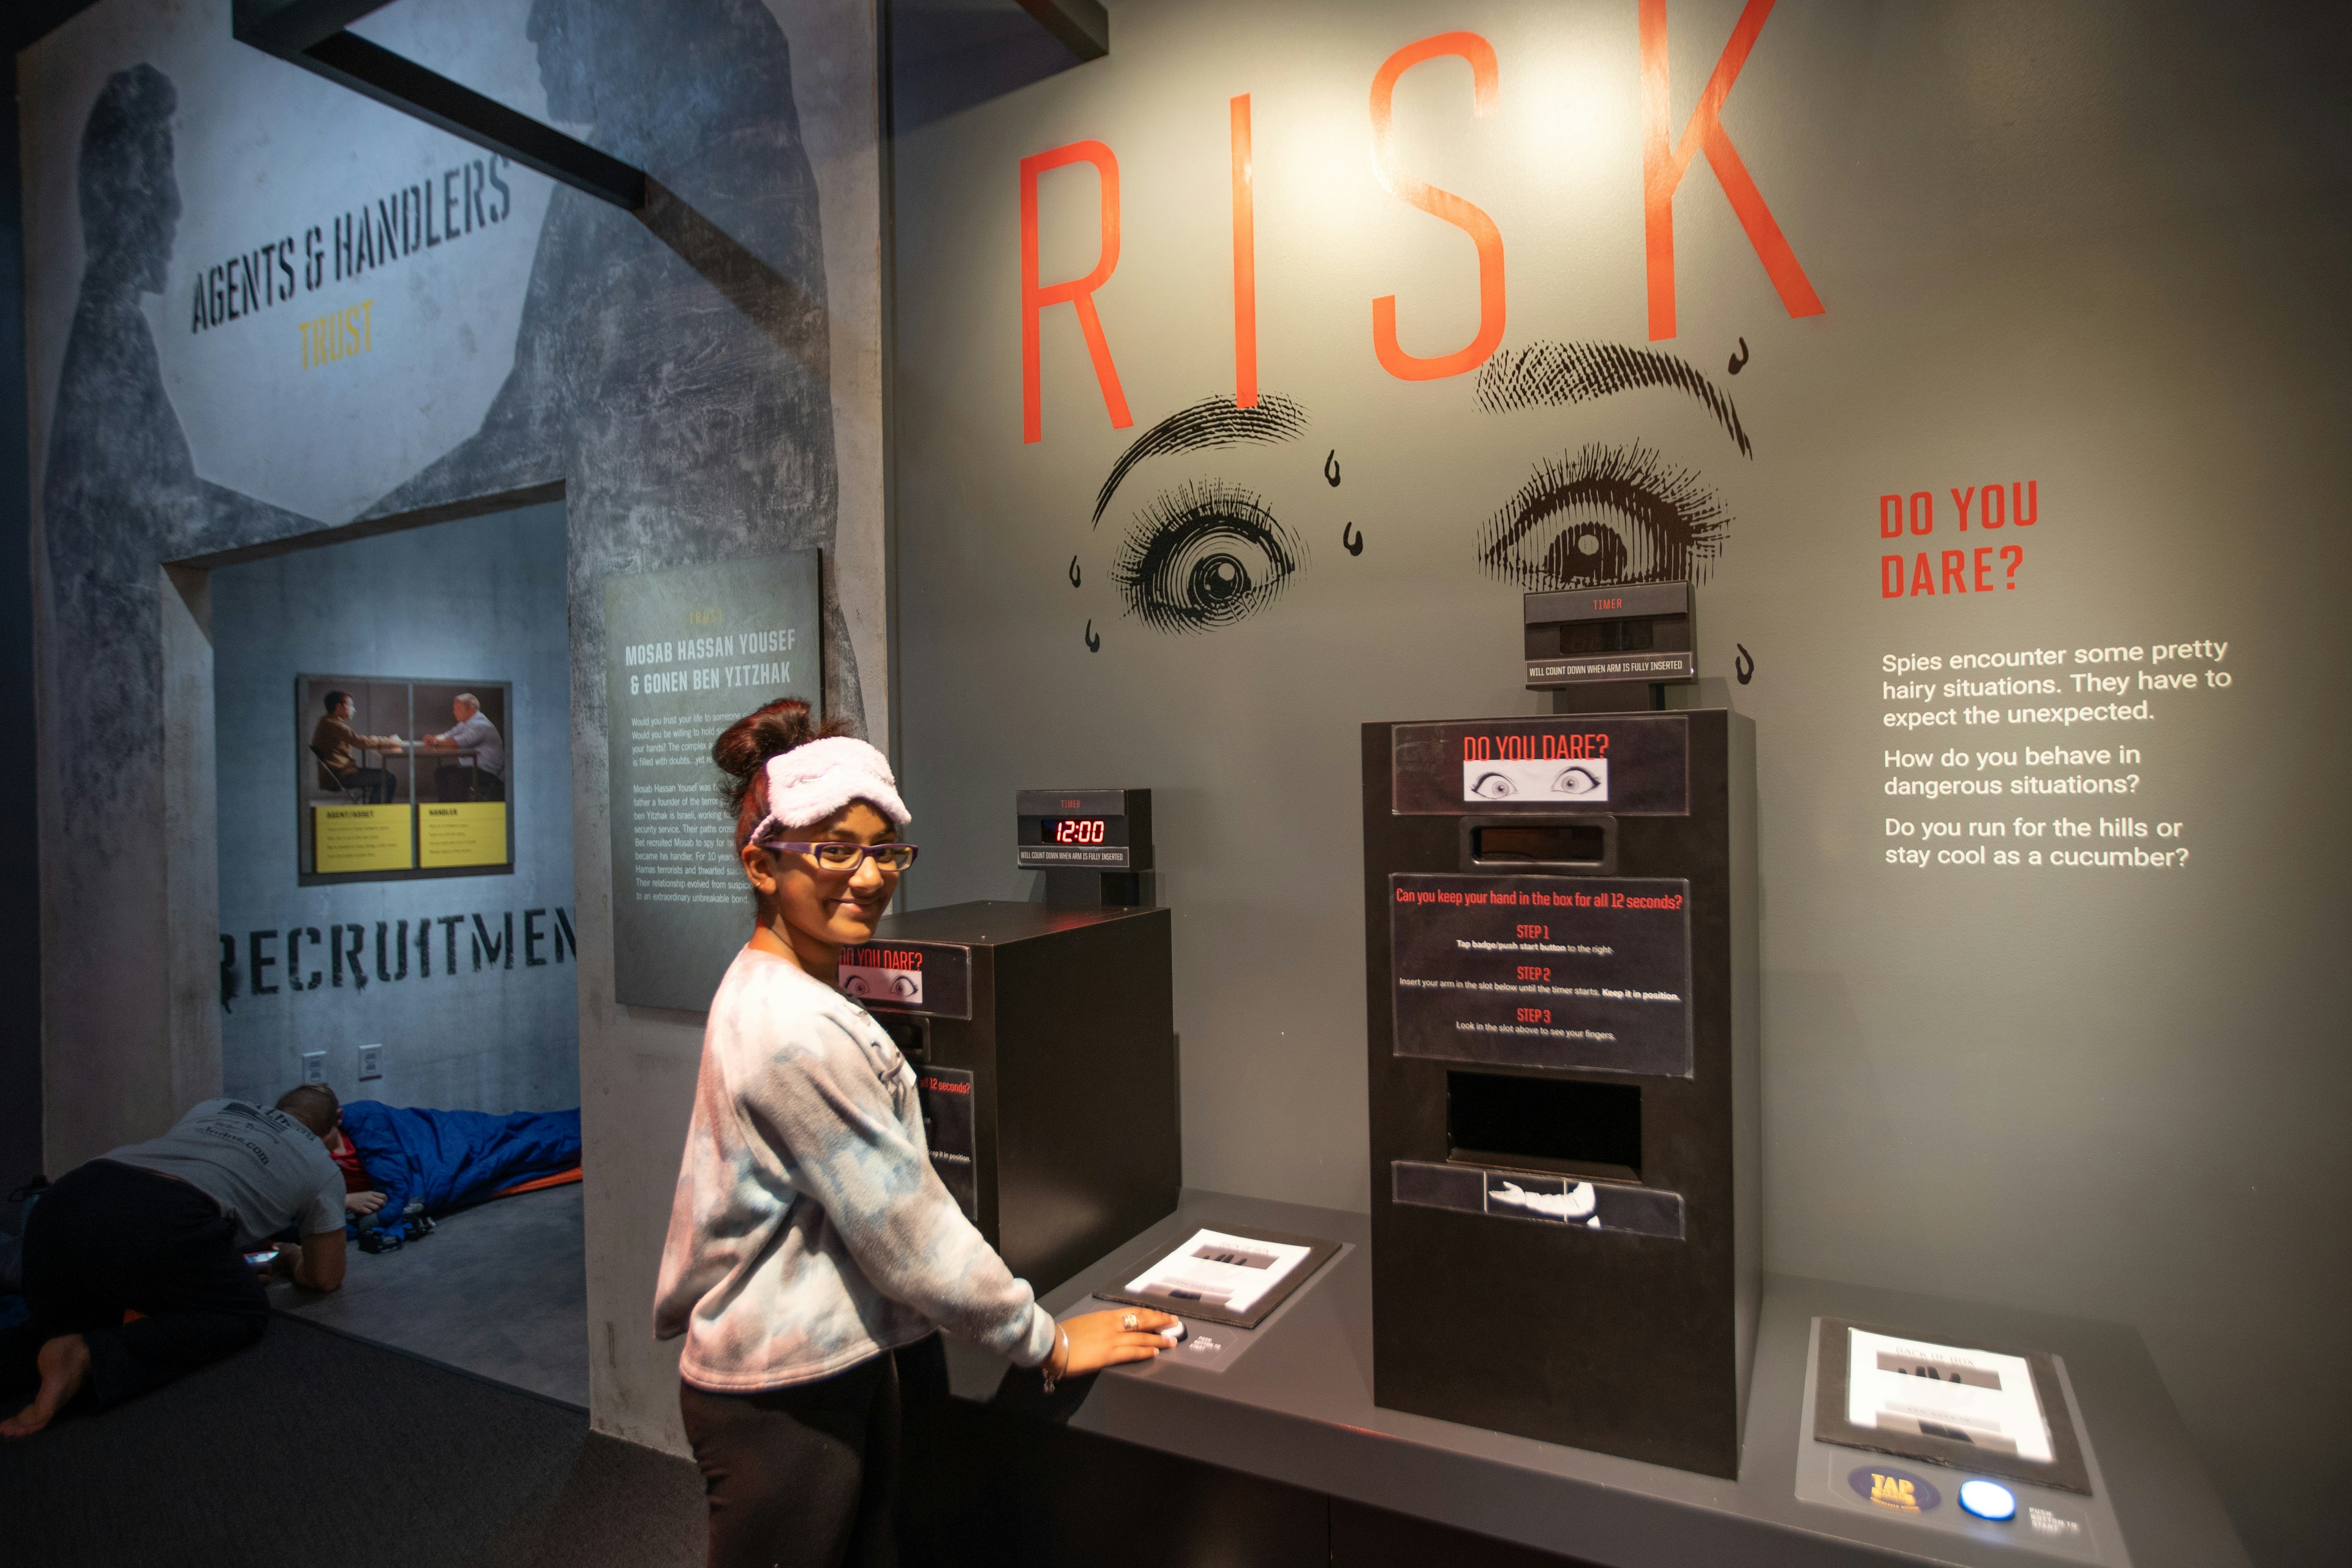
306, 679, 507, 808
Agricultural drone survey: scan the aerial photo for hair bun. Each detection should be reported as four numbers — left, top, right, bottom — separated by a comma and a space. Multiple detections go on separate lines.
712, 698, 815, 782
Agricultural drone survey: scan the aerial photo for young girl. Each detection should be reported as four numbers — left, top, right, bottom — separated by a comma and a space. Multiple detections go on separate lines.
654, 699, 1172, 1567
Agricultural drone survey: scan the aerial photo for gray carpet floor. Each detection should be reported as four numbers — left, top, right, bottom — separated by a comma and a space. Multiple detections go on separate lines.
268, 1180, 589, 1407
1, 1311, 704, 1568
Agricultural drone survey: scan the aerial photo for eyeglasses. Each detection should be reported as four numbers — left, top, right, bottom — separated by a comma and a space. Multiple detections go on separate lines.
761, 840, 919, 872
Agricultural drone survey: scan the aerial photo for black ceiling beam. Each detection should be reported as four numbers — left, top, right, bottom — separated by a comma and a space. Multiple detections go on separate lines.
232, 0, 646, 212
232, 0, 393, 55
1014, 0, 1110, 62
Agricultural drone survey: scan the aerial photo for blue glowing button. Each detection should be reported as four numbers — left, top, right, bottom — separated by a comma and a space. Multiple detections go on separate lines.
1958, 1479, 2018, 1521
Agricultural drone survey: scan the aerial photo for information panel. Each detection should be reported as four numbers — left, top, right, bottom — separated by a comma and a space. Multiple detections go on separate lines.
604, 551, 821, 1012
1390, 872, 1694, 1077
314, 804, 412, 873
916, 1066, 978, 1222
418, 802, 507, 869
296, 674, 512, 883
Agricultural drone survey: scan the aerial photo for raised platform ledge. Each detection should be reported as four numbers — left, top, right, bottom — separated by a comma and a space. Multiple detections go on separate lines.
944, 1189, 2247, 1568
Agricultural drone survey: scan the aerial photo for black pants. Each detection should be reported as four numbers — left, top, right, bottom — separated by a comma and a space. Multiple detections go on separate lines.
0, 1161, 270, 1414
337, 766, 398, 803
679, 1335, 948, 1568
434, 766, 503, 802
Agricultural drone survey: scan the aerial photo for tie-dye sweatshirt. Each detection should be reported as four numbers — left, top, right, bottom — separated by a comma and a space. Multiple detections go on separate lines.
653, 946, 1057, 1390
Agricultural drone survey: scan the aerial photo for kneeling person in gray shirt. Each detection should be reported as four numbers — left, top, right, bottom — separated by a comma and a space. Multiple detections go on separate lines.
1, 1085, 350, 1438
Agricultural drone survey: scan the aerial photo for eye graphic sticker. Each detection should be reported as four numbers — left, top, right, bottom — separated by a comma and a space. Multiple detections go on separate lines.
1554, 764, 1604, 797
1075, 341, 1752, 641
1472, 341, 1751, 593
1088, 393, 1314, 635
1460, 758, 1610, 803
840, 964, 924, 1005
1479, 441, 1726, 590
1114, 478, 1304, 631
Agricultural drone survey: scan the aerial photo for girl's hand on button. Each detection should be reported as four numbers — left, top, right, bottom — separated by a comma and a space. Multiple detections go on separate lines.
1055, 1307, 1178, 1376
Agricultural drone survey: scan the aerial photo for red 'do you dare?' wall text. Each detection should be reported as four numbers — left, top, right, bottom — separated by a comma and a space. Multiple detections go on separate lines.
1462, 732, 1610, 760
1879, 481, 2041, 601
843, 946, 923, 971
1019, 0, 1821, 442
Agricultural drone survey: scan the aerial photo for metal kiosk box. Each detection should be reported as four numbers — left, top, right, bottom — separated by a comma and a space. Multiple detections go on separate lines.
1362, 706, 1759, 1477
845, 902, 1180, 1297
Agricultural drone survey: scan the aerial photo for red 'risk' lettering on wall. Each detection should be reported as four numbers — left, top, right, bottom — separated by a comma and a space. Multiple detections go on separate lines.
1640, 0, 1823, 341
1020, 140, 1131, 443
1370, 32, 1506, 382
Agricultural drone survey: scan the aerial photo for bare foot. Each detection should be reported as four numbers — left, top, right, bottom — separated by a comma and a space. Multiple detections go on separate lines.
0, 1333, 91, 1438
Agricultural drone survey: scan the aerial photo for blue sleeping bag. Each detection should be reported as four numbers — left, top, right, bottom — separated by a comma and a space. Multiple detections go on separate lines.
339, 1102, 581, 1232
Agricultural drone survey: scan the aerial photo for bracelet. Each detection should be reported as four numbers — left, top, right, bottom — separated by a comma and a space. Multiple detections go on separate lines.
1041, 1327, 1068, 1393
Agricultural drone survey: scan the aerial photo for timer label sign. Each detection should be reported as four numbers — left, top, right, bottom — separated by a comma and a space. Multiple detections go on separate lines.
1015, 788, 1150, 871
1390, 873, 1694, 1077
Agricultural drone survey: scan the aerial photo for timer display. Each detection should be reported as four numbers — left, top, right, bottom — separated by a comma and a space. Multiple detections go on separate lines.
1014, 788, 1150, 873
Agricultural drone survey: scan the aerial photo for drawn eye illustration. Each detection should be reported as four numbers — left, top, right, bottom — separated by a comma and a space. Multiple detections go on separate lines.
1114, 479, 1303, 632
1469, 772, 1518, 800
1479, 442, 1726, 591
842, 974, 871, 995
1552, 766, 1602, 796
889, 974, 919, 1000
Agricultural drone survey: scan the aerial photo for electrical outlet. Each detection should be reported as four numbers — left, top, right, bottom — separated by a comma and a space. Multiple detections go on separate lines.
358, 1044, 383, 1081
302, 1050, 327, 1085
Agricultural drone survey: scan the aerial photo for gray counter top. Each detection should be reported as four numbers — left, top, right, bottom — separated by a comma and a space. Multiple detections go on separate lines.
945, 1189, 2246, 1568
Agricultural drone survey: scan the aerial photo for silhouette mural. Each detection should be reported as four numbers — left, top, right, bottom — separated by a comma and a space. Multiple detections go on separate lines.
26, 0, 878, 1218
371, 0, 862, 728
40, 65, 318, 850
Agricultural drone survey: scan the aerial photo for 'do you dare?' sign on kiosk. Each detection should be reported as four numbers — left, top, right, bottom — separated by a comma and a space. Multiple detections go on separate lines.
603, 551, 820, 1011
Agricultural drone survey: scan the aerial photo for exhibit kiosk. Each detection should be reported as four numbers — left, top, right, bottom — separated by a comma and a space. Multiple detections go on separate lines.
847, 791, 1179, 1294
1363, 584, 1760, 1476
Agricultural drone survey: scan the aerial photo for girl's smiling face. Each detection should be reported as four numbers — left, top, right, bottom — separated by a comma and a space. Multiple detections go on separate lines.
743, 801, 902, 962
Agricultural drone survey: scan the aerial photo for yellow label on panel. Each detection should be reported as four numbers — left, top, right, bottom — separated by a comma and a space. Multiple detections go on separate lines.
315, 804, 413, 873
419, 802, 508, 869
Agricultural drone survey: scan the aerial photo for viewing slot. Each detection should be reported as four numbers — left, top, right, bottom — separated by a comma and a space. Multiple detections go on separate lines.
1462, 817, 1611, 871
1448, 1071, 1642, 1183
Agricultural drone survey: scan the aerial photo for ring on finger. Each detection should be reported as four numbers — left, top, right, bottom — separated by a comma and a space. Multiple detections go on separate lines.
1120, 1313, 1139, 1331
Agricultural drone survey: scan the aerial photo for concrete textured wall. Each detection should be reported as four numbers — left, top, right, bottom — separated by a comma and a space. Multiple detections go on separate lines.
0, 0, 104, 1196
209, 501, 577, 1114
21, 0, 885, 1455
